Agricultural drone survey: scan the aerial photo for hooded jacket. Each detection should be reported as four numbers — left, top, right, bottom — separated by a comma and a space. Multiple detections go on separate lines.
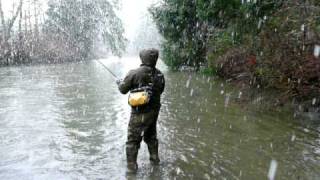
118, 49, 165, 113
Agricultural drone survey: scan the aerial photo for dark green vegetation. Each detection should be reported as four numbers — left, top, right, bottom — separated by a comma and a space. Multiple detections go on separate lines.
151, 0, 320, 108
0, 0, 126, 65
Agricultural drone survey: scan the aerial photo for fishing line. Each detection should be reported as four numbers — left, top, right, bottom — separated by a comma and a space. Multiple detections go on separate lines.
95, 60, 119, 80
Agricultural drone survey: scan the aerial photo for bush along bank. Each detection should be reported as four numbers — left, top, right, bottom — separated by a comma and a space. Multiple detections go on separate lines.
151, 0, 320, 113
213, 5, 320, 113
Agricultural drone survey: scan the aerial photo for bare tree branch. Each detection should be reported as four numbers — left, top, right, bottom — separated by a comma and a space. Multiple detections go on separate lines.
6, 0, 23, 41
0, 0, 6, 40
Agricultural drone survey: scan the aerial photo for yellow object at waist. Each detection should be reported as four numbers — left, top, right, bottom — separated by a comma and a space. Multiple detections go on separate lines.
128, 91, 150, 107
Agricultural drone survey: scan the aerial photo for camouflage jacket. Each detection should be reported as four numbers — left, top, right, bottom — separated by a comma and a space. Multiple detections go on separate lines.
118, 49, 165, 113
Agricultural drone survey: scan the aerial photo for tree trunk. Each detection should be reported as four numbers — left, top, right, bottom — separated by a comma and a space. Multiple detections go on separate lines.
6, 0, 23, 42
18, 4, 23, 64
0, 0, 6, 64
0, 0, 23, 65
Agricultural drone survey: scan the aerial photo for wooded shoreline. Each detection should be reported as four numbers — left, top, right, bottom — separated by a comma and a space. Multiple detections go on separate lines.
0, 0, 125, 67
151, 0, 320, 113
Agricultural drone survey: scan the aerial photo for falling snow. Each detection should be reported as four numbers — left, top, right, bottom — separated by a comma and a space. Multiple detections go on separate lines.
268, 160, 278, 180
314, 45, 320, 58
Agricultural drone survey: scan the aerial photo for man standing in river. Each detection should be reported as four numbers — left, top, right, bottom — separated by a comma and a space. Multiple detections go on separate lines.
117, 48, 165, 173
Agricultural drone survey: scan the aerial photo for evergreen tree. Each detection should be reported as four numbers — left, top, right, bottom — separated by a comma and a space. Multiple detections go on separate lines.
45, 0, 126, 60
150, 0, 284, 69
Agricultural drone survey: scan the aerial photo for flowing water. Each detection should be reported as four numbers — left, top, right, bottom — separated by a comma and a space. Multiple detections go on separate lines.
0, 57, 320, 180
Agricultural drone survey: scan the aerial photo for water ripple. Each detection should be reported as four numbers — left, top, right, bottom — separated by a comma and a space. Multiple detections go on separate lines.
0, 60, 319, 179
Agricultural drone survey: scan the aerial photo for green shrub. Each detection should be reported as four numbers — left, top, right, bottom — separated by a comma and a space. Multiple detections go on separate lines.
207, 30, 236, 67
200, 67, 218, 76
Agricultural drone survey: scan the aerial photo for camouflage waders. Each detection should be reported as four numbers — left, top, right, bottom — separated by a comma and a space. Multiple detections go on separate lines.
126, 109, 160, 169
117, 49, 165, 172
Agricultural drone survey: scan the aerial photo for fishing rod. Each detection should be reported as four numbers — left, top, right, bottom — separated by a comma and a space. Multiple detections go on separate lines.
95, 60, 119, 80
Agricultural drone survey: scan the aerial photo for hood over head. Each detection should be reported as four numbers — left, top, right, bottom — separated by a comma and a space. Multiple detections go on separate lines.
139, 48, 159, 67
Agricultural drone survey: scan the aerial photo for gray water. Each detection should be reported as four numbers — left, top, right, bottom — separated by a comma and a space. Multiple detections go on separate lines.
0, 57, 320, 180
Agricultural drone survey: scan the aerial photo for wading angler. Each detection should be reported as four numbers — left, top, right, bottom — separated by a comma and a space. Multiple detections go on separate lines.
117, 48, 165, 173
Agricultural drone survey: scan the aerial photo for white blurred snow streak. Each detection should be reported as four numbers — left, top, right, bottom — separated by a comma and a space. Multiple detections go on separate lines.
268, 160, 278, 180
314, 45, 320, 58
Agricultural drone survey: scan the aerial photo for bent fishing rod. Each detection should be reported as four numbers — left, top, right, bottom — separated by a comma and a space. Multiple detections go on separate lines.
95, 60, 119, 81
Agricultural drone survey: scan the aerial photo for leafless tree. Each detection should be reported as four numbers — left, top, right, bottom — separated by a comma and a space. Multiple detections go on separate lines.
0, 0, 23, 64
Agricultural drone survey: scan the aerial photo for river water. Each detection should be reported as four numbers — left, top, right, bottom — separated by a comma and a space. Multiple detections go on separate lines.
0, 57, 319, 180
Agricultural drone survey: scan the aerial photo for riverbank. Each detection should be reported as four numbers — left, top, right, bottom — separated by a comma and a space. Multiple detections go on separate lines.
176, 63, 319, 119
151, 0, 320, 116
0, 54, 110, 67
208, 45, 320, 116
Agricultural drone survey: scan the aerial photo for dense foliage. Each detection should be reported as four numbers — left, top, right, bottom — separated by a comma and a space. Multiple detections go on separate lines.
151, 0, 207, 69
151, 0, 320, 105
150, 0, 283, 69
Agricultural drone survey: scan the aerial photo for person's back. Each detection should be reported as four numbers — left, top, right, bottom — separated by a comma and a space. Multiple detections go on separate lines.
117, 48, 165, 173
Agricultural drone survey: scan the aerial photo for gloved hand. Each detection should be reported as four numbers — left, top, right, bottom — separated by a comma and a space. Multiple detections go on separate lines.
116, 79, 122, 86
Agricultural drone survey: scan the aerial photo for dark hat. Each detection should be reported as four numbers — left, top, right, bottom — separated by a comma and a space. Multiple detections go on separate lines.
139, 48, 159, 67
